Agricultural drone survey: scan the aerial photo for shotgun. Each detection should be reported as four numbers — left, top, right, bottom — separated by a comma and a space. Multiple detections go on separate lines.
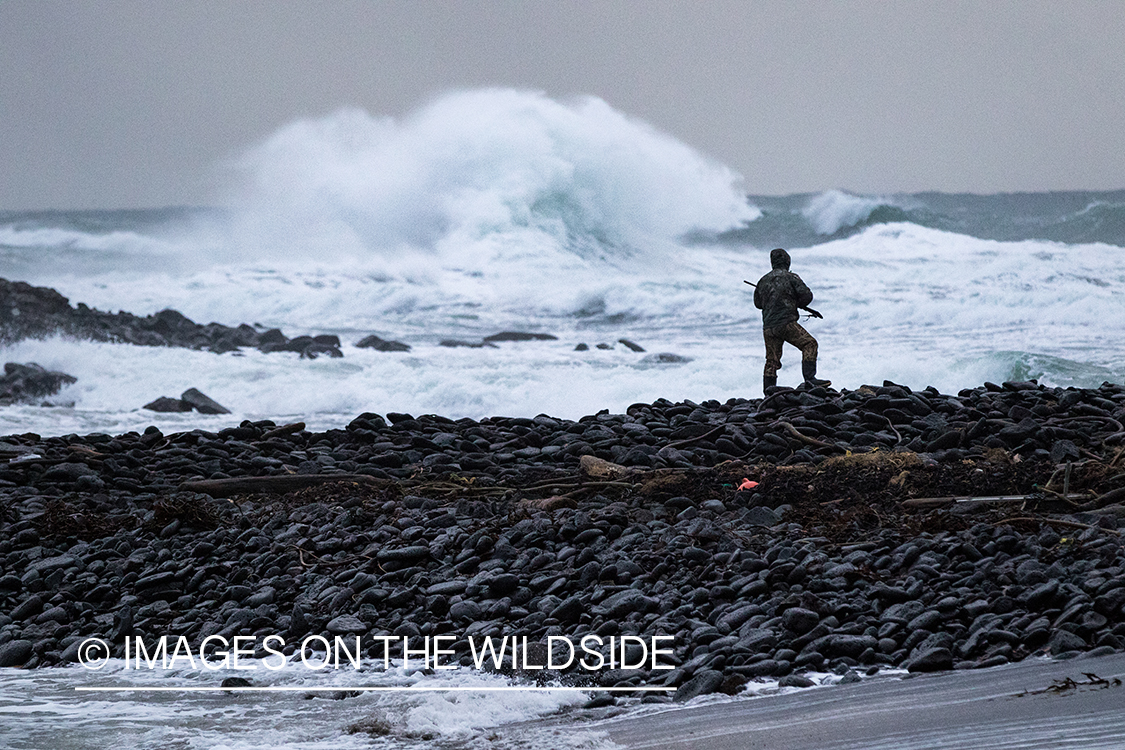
743, 280, 823, 319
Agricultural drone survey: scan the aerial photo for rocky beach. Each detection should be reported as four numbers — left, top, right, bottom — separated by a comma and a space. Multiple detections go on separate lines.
2, 375, 1125, 713
2, 43, 1124, 743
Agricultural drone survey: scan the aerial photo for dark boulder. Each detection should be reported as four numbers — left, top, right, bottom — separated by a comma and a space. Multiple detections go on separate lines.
439, 339, 497, 348
300, 343, 343, 359
640, 353, 692, 365
1048, 629, 1086, 655
273, 335, 314, 353
180, 388, 231, 415
673, 669, 724, 702
143, 396, 194, 413
782, 607, 820, 635
257, 328, 287, 346
0, 362, 77, 404
483, 332, 558, 342
779, 674, 816, 688
905, 647, 953, 672
0, 278, 73, 343
0, 640, 34, 668
11, 595, 43, 621
355, 335, 411, 352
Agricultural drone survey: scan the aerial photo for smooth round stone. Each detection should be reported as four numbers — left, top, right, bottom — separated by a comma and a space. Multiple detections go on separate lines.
782, 607, 819, 635
326, 615, 367, 635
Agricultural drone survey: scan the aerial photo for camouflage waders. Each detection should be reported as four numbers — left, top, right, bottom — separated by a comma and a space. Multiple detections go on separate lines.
763, 321, 818, 379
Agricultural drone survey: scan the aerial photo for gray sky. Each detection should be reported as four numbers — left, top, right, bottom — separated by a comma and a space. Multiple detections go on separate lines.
1, 0, 1123, 210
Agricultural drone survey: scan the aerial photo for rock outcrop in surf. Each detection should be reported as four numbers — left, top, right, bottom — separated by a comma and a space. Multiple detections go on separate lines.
0, 277, 350, 357
0, 363, 76, 405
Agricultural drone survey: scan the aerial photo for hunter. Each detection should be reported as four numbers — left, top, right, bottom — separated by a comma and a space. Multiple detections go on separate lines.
753, 248, 829, 392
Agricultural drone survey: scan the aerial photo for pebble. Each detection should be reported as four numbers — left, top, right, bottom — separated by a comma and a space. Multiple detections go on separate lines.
0, 377, 1122, 702
0, 640, 33, 667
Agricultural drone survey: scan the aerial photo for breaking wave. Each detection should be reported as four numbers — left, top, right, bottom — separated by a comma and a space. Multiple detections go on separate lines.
222, 88, 759, 269
800, 190, 904, 235
720, 190, 1125, 249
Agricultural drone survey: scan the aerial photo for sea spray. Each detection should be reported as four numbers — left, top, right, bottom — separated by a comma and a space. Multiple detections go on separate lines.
222, 88, 758, 263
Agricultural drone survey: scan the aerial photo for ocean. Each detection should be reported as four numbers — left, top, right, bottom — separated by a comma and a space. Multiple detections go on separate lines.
2, 88, 1124, 748
1, 89, 1123, 439
0, 656, 620, 749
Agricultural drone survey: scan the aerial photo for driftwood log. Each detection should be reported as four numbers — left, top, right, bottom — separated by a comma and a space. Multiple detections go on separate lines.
777, 421, 844, 451
902, 493, 1090, 509
180, 473, 387, 498
259, 422, 306, 440
665, 425, 727, 450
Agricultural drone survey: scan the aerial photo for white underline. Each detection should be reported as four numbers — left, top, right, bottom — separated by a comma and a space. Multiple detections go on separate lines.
75, 685, 675, 693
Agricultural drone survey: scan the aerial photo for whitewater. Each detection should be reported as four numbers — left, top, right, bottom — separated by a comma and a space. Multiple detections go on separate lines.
1, 88, 1123, 438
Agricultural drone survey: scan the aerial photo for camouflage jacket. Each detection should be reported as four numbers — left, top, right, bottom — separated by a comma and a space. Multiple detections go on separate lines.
754, 268, 813, 329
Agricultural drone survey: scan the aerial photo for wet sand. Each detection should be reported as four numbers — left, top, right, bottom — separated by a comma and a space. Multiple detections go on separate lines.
601, 652, 1125, 750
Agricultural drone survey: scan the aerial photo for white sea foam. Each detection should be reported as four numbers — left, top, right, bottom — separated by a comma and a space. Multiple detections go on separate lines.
4, 221, 1125, 436
0, 335, 762, 435
0, 658, 614, 749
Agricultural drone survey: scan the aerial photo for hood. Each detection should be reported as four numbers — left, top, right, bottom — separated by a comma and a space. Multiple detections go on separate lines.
770, 248, 791, 270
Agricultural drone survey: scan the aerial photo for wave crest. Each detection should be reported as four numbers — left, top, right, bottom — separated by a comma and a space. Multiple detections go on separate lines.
800, 190, 902, 235
226, 89, 759, 266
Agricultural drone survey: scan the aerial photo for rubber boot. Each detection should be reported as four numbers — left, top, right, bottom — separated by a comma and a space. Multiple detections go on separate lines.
802, 360, 831, 388
763, 375, 777, 394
